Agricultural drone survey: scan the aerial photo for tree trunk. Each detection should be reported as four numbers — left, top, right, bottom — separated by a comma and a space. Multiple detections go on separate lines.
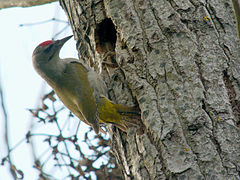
60, 0, 240, 179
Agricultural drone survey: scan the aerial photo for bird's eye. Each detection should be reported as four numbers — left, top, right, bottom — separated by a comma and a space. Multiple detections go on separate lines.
44, 44, 53, 53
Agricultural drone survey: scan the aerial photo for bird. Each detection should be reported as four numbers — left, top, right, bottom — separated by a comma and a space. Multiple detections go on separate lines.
32, 35, 142, 134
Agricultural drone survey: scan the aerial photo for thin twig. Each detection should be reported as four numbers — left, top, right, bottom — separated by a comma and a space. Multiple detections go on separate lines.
19, 18, 68, 27
0, 72, 15, 178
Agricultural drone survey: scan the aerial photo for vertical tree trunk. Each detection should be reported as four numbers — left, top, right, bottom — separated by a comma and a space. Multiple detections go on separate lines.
60, 0, 240, 179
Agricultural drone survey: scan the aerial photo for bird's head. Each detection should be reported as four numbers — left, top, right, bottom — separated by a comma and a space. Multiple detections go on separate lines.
32, 35, 73, 65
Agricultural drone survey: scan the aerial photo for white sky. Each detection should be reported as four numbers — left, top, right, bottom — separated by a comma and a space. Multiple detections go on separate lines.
0, 2, 87, 179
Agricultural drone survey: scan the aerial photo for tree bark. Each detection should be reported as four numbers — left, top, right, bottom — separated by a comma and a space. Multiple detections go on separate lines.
60, 0, 240, 179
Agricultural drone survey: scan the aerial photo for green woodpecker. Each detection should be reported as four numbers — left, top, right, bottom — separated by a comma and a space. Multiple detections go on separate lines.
32, 35, 141, 134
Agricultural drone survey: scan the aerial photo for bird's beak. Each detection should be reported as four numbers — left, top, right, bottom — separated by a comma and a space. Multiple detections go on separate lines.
56, 35, 73, 48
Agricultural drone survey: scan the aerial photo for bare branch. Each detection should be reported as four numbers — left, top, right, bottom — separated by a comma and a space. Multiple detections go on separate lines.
0, 71, 14, 178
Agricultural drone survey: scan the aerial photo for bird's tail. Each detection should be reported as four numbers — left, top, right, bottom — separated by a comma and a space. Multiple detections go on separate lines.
114, 104, 141, 127
98, 96, 144, 134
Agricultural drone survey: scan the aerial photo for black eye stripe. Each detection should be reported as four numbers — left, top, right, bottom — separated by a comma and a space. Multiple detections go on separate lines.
44, 44, 53, 53
47, 54, 54, 61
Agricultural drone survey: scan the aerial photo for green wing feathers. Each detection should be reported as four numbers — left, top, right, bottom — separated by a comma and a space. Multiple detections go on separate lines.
54, 61, 100, 134
70, 62, 100, 133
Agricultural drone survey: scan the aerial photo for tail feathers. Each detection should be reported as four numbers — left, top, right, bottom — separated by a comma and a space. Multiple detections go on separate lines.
115, 104, 140, 116
98, 96, 144, 134
113, 104, 144, 133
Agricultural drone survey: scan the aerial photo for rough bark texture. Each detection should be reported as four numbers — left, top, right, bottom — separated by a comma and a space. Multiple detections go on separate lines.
60, 0, 240, 179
